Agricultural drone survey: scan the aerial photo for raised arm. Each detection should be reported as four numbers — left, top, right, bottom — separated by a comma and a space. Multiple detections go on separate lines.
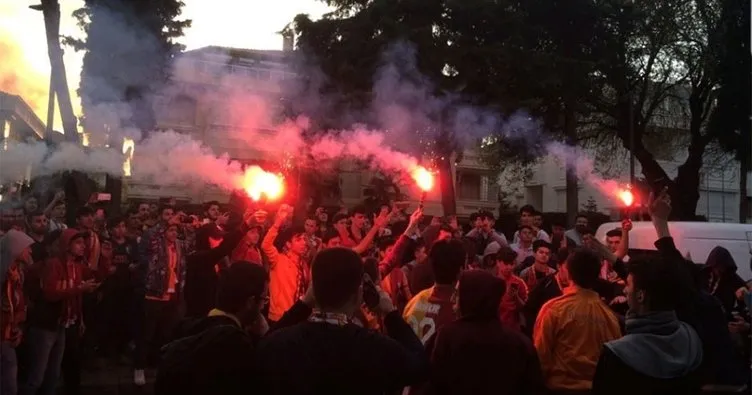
379, 208, 422, 279
261, 206, 290, 268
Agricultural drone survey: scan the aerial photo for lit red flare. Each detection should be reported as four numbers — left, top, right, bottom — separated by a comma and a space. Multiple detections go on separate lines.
618, 188, 634, 207
412, 166, 434, 192
243, 166, 284, 202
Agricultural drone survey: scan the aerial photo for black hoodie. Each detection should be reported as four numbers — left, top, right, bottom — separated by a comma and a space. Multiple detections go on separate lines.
703, 246, 746, 318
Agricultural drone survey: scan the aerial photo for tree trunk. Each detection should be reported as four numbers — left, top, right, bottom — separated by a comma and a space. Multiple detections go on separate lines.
438, 155, 457, 216
739, 156, 749, 223
41, 0, 77, 141
564, 105, 578, 226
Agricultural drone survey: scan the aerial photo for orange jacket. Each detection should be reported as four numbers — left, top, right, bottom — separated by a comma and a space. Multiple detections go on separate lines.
533, 286, 621, 391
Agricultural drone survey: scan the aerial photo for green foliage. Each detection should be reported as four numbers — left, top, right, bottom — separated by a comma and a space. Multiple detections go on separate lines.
582, 196, 599, 213
67, 0, 191, 136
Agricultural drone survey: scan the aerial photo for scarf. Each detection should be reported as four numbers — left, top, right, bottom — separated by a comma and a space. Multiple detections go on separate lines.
295, 256, 308, 301
606, 311, 703, 379
309, 310, 350, 326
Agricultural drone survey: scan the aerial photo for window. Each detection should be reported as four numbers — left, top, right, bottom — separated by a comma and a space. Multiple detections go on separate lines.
162, 95, 197, 126
457, 172, 481, 200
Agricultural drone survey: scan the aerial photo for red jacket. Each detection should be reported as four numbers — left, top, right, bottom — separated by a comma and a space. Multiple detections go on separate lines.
41, 229, 96, 326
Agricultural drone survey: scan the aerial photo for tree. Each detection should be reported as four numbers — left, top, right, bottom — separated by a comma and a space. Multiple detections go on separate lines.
586, 0, 728, 220
582, 196, 599, 213
291, 0, 543, 216
66, 0, 190, 209
709, 0, 751, 222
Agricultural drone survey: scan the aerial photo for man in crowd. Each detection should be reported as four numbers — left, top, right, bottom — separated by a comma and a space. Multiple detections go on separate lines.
534, 248, 622, 395
519, 240, 556, 290
22, 229, 99, 395
513, 205, 550, 244
261, 205, 308, 324
134, 221, 188, 386
511, 225, 535, 267
26, 211, 49, 264
465, 211, 508, 256
256, 248, 429, 394
565, 214, 589, 246
429, 270, 545, 395
497, 246, 529, 332
403, 239, 465, 345
156, 263, 270, 395
592, 257, 703, 394
0, 230, 34, 395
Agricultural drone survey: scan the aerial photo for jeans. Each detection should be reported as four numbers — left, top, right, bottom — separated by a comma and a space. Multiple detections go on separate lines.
1, 342, 18, 395
19, 327, 66, 395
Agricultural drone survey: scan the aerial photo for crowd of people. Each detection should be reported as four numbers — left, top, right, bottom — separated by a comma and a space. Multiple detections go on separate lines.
0, 188, 750, 395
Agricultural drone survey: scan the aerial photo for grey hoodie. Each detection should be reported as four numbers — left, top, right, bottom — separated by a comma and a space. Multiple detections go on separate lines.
0, 229, 34, 285
606, 311, 703, 379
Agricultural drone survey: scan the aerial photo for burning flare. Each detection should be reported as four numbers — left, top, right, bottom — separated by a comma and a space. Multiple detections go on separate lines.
618, 188, 634, 207
243, 166, 284, 201
122, 138, 135, 177
412, 166, 434, 192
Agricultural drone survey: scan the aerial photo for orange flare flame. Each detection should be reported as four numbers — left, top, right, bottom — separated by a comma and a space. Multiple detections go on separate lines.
243, 166, 284, 202
412, 166, 434, 192
618, 189, 634, 207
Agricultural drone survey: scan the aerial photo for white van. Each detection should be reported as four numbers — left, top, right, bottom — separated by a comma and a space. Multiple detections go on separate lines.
595, 221, 752, 282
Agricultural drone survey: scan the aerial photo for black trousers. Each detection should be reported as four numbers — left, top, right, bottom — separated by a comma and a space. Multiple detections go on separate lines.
62, 324, 82, 395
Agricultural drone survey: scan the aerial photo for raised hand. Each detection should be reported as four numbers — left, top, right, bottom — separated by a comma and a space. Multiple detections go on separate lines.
648, 187, 671, 220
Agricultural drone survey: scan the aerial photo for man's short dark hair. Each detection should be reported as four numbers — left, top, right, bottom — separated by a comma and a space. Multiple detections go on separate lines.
332, 213, 349, 224
322, 230, 340, 245
627, 258, 680, 311
26, 210, 46, 223
469, 212, 479, 222
204, 201, 220, 212
532, 210, 543, 217
533, 240, 551, 252
518, 225, 533, 233
350, 205, 367, 216
606, 228, 622, 238
567, 248, 601, 289
107, 216, 127, 229
430, 239, 465, 285
312, 248, 364, 309
519, 205, 535, 215
159, 204, 174, 216
496, 246, 518, 264
277, 226, 306, 245
478, 210, 495, 221
576, 213, 588, 221
76, 206, 94, 219
581, 228, 595, 236
216, 263, 268, 313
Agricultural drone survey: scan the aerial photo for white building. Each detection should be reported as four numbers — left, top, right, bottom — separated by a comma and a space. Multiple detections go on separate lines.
511, 149, 751, 223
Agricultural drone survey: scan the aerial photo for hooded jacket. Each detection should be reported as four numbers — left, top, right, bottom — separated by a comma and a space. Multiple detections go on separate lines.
37, 229, 94, 329
0, 230, 34, 343
428, 271, 545, 395
703, 246, 746, 317
592, 311, 703, 395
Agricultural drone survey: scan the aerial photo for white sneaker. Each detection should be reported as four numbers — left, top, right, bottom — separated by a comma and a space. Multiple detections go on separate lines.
134, 369, 146, 386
